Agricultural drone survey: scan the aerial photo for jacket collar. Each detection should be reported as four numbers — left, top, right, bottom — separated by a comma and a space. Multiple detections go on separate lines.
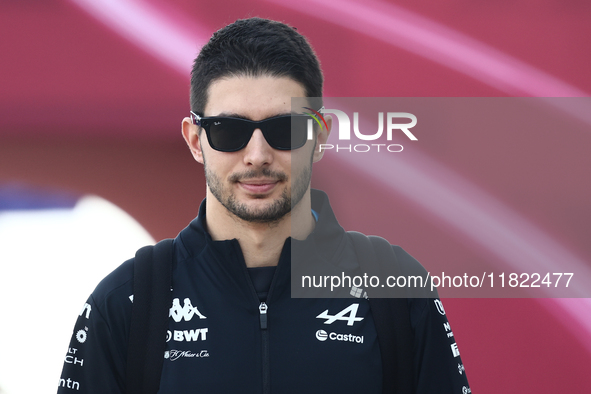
176, 189, 353, 269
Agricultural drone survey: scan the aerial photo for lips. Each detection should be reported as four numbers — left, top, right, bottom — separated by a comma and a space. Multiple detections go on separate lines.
238, 179, 279, 194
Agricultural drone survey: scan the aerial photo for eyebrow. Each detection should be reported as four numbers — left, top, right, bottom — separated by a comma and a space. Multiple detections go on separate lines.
214, 112, 295, 120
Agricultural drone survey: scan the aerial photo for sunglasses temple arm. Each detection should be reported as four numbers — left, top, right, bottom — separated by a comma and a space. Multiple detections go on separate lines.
190, 111, 202, 126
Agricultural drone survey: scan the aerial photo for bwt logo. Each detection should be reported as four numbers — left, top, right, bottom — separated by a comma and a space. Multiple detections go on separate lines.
305, 108, 418, 153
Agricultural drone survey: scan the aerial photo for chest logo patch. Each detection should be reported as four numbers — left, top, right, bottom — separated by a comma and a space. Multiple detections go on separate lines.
316, 303, 364, 326
169, 298, 207, 322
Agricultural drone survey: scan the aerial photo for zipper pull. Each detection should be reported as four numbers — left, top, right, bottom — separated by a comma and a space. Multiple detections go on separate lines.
259, 302, 268, 329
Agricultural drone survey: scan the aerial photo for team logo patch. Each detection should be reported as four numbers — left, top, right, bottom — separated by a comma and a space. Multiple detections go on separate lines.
169, 298, 207, 322
316, 303, 364, 326
434, 299, 446, 315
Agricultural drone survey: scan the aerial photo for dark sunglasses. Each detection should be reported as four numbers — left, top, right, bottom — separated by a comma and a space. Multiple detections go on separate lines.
190, 110, 322, 152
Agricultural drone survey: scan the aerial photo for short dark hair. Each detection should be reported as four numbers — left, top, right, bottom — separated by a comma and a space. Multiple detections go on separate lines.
190, 18, 323, 115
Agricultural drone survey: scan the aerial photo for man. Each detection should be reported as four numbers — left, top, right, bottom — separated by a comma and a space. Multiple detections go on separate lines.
58, 18, 469, 393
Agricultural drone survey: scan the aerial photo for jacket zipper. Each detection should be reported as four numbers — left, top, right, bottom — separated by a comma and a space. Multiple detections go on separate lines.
259, 302, 270, 394
233, 240, 283, 394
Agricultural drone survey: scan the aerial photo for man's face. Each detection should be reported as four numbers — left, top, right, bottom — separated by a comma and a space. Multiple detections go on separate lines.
186, 75, 323, 224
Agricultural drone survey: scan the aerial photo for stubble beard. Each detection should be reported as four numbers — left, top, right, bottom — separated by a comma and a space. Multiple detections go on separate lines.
204, 160, 312, 224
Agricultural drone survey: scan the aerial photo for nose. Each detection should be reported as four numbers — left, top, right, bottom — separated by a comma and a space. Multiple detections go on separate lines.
242, 128, 274, 167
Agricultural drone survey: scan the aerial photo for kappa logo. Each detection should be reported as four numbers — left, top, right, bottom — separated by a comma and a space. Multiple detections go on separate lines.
316, 303, 364, 326
169, 298, 207, 322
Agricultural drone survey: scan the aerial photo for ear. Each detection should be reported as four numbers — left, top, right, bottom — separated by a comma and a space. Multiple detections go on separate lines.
312, 114, 332, 163
182, 117, 204, 164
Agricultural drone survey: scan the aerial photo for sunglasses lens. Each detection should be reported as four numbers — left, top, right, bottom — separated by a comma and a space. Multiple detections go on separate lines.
203, 114, 313, 151
290, 115, 310, 149
262, 116, 309, 150
207, 118, 252, 151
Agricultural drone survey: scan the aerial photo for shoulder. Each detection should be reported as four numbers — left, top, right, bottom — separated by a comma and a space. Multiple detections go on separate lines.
347, 232, 434, 297
78, 256, 137, 351
347, 231, 427, 273
91, 258, 134, 309
389, 245, 428, 276
84, 257, 136, 341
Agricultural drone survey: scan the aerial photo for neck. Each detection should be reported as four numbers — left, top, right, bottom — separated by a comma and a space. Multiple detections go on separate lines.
205, 188, 315, 268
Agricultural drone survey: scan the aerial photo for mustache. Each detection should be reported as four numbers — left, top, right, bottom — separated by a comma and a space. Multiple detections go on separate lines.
229, 168, 288, 183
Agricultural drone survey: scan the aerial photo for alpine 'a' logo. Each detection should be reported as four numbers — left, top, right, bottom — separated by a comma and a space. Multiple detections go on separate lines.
316, 303, 364, 326
169, 298, 207, 322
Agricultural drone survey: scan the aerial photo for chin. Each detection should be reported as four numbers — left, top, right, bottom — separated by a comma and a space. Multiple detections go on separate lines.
228, 194, 292, 224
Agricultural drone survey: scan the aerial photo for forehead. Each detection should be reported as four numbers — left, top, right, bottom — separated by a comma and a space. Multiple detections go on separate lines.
204, 75, 307, 120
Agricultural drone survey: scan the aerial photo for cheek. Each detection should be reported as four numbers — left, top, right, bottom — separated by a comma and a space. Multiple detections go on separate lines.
290, 144, 315, 167
289, 154, 313, 181
203, 150, 239, 175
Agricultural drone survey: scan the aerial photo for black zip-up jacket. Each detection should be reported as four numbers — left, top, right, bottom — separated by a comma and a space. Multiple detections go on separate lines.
58, 190, 470, 393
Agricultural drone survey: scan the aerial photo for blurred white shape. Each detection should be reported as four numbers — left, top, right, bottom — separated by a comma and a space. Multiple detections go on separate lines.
0, 195, 154, 394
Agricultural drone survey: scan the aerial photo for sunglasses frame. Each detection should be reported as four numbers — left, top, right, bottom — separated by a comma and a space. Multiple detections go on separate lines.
189, 108, 324, 152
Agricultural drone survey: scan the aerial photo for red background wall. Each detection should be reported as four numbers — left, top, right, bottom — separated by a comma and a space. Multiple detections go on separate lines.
2, 1, 590, 392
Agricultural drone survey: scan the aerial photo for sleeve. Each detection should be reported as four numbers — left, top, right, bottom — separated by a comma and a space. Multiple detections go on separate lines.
57, 294, 127, 394
411, 298, 471, 394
